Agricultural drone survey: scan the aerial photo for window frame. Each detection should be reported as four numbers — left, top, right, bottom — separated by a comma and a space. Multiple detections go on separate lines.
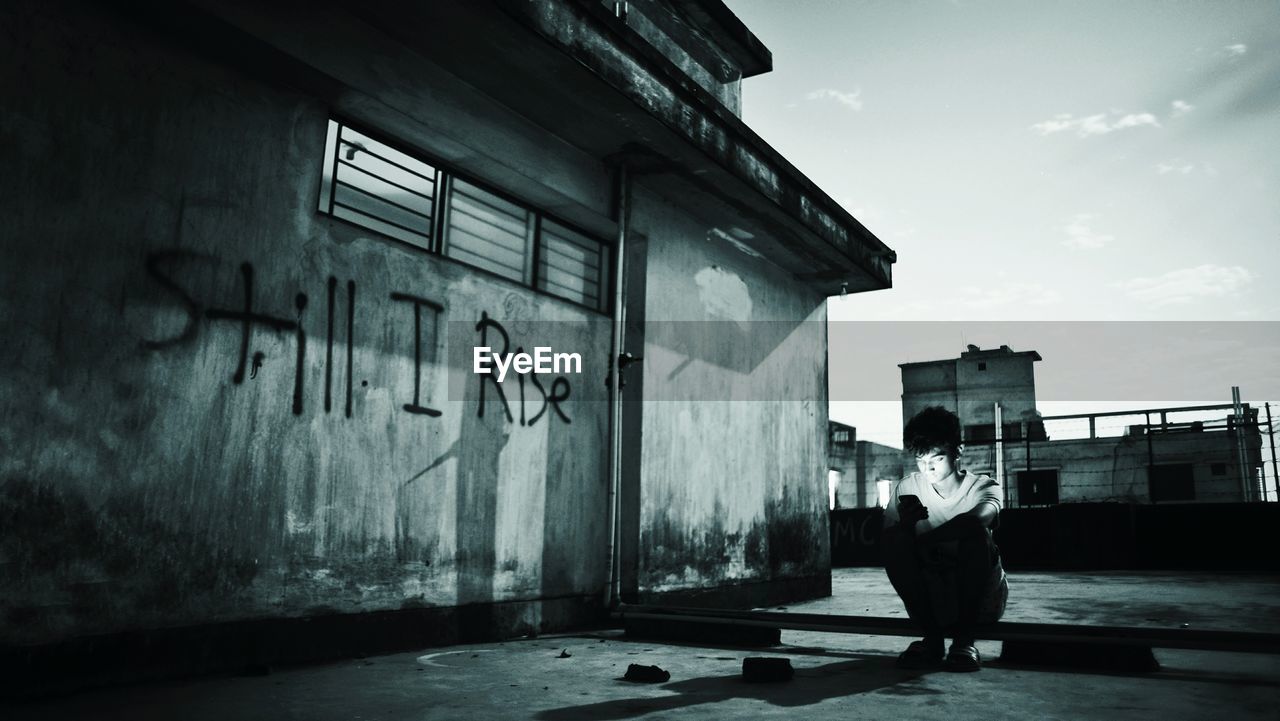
317, 116, 614, 315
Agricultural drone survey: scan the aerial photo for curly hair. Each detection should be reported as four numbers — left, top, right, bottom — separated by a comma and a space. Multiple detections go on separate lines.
903, 406, 962, 457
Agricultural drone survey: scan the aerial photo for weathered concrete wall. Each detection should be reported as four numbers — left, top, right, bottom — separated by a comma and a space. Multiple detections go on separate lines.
901, 363, 959, 424
0, 3, 609, 646
955, 354, 1038, 427
828, 422, 858, 509
629, 187, 830, 594
963, 432, 1258, 505
839, 441, 906, 510
904, 355, 1038, 431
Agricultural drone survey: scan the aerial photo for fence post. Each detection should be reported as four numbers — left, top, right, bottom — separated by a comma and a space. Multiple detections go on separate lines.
1023, 430, 1032, 510
1267, 402, 1278, 503
1145, 411, 1155, 504
1233, 387, 1248, 502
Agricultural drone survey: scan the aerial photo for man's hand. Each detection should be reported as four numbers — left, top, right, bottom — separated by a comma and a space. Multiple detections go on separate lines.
898, 499, 929, 528
918, 503, 997, 544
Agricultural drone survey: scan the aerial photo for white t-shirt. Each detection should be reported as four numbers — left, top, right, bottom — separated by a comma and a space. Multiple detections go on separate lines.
883, 470, 1003, 535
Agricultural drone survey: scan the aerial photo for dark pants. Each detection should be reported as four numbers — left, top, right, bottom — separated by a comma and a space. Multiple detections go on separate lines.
882, 523, 997, 646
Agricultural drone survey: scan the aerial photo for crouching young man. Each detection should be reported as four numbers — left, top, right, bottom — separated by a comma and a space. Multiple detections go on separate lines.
881, 406, 1008, 672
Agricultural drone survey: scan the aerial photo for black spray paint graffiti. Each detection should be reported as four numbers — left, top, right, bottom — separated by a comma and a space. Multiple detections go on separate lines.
390, 292, 443, 418
141, 254, 572, 425
324, 278, 356, 416
143, 254, 353, 417
203, 263, 296, 384
141, 250, 206, 350
475, 312, 571, 425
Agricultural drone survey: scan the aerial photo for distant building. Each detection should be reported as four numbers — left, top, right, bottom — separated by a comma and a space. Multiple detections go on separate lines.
900, 346, 1265, 506
901, 344, 1043, 445
828, 421, 856, 509
962, 405, 1266, 506
828, 422, 905, 510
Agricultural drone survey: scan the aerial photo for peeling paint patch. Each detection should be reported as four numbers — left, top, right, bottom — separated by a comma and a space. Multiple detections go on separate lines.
693, 266, 752, 323
708, 227, 763, 260
285, 509, 313, 534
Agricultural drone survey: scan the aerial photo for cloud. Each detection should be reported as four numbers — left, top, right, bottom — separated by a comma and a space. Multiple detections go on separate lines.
1154, 158, 1219, 176
1156, 159, 1196, 175
1114, 265, 1254, 306
1031, 111, 1161, 137
1062, 214, 1115, 249
1224, 43, 1248, 57
806, 88, 863, 111
1111, 113, 1160, 130
1171, 99, 1195, 118
957, 283, 1064, 309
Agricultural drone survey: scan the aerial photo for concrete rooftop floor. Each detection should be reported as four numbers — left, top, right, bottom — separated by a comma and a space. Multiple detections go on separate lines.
8, 569, 1280, 720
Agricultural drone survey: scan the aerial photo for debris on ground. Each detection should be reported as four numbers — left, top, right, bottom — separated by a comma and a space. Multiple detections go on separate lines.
558, 649, 572, 658
742, 657, 794, 683
622, 664, 671, 683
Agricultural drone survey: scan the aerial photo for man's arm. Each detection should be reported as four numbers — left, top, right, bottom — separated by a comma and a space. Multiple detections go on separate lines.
880, 481, 904, 533
918, 501, 997, 543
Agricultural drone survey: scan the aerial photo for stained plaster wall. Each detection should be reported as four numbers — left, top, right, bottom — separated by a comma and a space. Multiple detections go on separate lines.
954, 354, 1038, 427
835, 441, 906, 511
963, 432, 1259, 506
0, 4, 610, 646
900, 363, 959, 424
628, 187, 830, 594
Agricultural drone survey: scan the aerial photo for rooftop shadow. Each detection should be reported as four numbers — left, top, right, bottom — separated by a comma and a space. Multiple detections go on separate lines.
535, 656, 934, 721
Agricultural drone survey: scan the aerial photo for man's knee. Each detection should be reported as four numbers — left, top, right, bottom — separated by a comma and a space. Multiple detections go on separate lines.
881, 526, 917, 567
956, 522, 993, 548
956, 525, 996, 567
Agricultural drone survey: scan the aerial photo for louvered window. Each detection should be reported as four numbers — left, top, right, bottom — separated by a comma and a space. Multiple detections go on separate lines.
318, 118, 610, 313
539, 219, 608, 311
442, 178, 534, 285
319, 121, 437, 251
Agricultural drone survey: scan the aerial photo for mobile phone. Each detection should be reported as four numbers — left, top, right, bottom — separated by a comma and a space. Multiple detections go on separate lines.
898, 494, 922, 509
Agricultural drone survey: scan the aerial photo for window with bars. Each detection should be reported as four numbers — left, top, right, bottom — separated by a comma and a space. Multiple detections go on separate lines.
317, 118, 610, 313
538, 219, 608, 310
443, 178, 535, 285
319, 122, 438, 251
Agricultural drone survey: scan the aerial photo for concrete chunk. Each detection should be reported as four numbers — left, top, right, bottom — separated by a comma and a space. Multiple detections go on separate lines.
622, 664, 671, 683
742, 657, 794, 682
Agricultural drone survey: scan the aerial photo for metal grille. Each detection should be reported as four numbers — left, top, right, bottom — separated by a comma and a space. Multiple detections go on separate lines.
443, 178, 534, 284
539, 219, 607, 311
318, 118, 611, 313
319, 120, 437, 250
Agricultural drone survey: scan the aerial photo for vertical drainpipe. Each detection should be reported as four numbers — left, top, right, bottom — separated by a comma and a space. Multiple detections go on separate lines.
604, 164, 630, 609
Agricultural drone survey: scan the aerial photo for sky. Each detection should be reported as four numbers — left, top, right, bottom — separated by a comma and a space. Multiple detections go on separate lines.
724, 0, 1280, 446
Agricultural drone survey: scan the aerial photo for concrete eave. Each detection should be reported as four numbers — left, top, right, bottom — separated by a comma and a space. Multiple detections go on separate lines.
513, 0, 895, 295
666, 0, 773, 78
154, 0, 894, 297
354, 0, 894, 297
